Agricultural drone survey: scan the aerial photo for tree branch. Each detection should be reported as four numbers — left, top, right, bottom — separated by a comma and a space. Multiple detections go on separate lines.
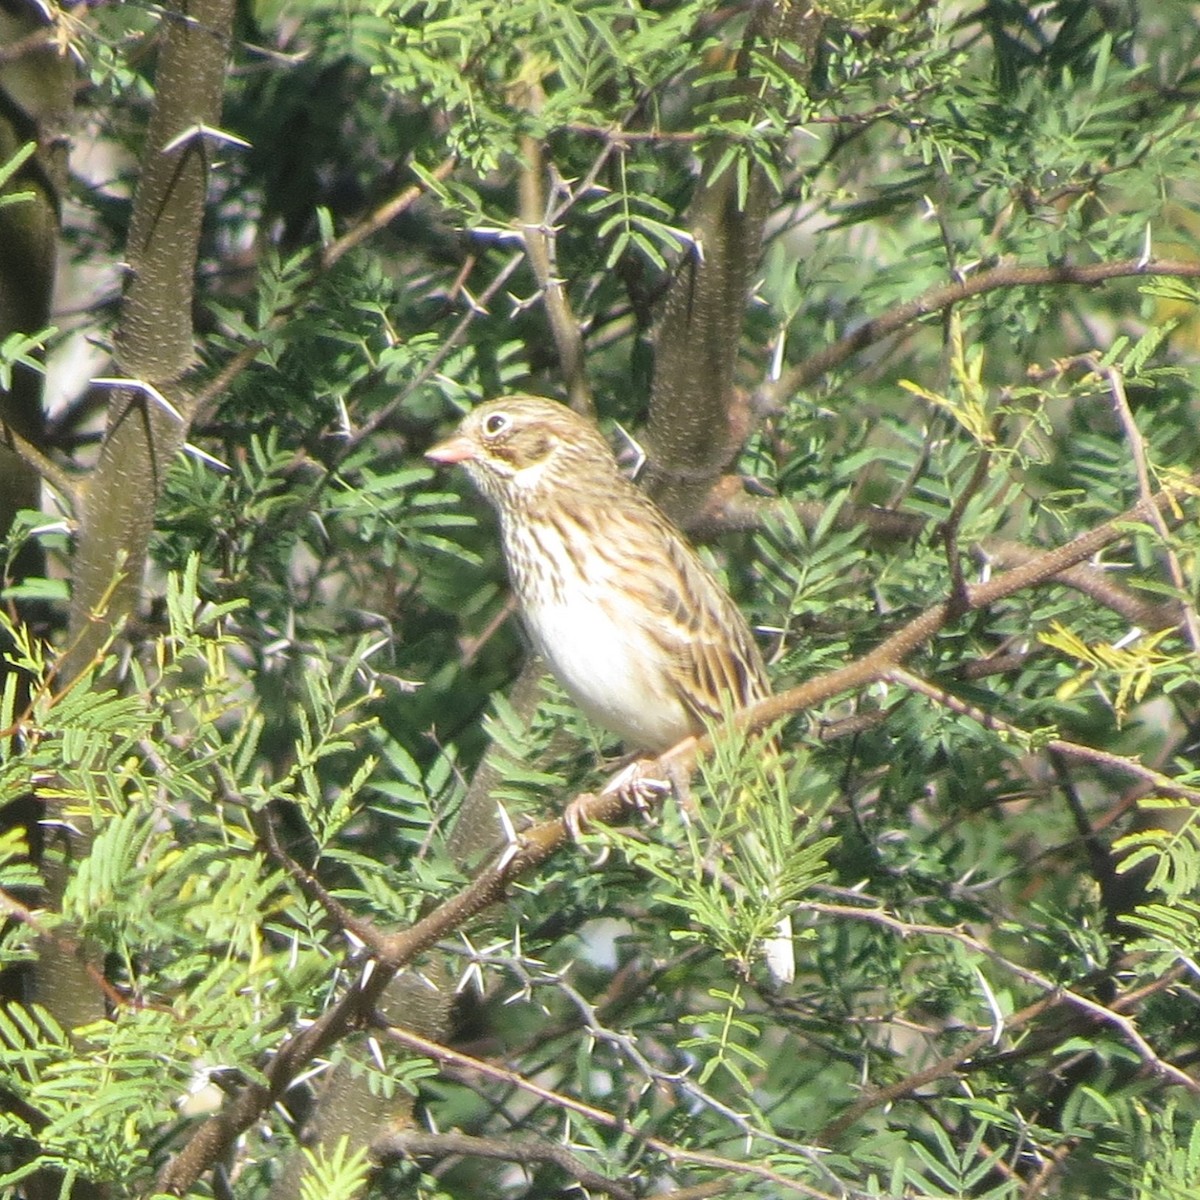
39, 0, 237, 1041
516, 72, 592, 415
157, 473, 1197, 1194
1083, 353, 1200, 651
737, 473, 1197, 736
373, 1129, 638, 1200
688, 486, 1180, 632
644, 1, 825, 523
764, 257, 1200, 401
0, 420, 79, 508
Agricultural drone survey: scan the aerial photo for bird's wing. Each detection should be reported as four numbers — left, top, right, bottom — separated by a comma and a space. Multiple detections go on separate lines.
653, 528, 771, 727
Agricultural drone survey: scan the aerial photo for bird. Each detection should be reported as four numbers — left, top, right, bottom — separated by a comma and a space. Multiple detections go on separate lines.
426, 394, 794, 982
424, 394, 771, 754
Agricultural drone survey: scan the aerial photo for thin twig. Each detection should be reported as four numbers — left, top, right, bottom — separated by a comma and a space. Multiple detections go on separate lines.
321, 157, 457, 271
250, 795, 391, 955
501, 953, 829, 1169
0, 886, 129, 1011
885, 667, 1200, 805
818, 993, 1060, 1143
939, 448, 991, 615
375, 1023, 840, 1200
1086, 354, 1200, 652
805, 900, 1199, 1094
340, 139, 620, 450
1047, 749, 1122, 905
188, 159, 457, 421
1021, 1138, 1079, 1200
342, 250, 526, 449
373, 1129, 638, 1200
459, 593, 519, 668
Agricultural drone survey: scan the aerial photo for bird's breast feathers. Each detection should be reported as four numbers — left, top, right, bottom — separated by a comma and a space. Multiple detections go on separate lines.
522, 588, 694, 752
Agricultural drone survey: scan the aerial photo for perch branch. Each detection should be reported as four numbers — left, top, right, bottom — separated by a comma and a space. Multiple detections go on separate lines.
158, 473, 1197, 1194
765, 257, 1200, 400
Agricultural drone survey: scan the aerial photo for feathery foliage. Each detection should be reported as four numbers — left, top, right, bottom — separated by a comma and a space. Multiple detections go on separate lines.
0, 1, 1198, 1197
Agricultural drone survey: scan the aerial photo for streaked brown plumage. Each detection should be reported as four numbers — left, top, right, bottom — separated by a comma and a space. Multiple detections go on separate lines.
426, 394, 770, 754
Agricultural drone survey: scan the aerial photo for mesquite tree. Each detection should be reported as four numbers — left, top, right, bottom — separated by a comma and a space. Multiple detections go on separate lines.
1, 2, 1199, 1198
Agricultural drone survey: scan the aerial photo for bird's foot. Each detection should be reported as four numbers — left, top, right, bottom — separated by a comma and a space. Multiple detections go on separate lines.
562, 758, 671, 842
600, 757, 672, 807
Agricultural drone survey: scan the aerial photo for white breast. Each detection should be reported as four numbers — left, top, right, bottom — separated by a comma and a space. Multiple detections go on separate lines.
525, 595, 692, 751
508, 516, 693, 752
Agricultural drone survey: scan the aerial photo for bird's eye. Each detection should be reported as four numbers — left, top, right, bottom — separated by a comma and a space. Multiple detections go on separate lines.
482, 412, 510, 438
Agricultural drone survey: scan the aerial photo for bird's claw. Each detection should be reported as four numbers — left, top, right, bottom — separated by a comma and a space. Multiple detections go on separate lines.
600, 759, 671, 809
563, 794, 594, 843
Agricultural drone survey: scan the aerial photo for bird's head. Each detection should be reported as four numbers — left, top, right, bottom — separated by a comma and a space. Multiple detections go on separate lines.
425, 395, 617, 508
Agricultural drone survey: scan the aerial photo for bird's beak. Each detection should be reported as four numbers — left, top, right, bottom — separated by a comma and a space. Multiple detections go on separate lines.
425, 434, 475, 465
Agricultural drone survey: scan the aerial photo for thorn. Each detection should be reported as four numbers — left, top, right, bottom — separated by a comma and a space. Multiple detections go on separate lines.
160, 122, 252, 155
